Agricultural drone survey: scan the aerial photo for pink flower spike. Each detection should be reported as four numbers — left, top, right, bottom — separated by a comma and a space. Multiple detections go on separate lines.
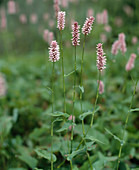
97, 80, 104, 94
0, 73, 7, 98
125, 53, 137, 71
43, 29, 49, 42
72, 22, 80, 46
53, 0, 60, 18
57, 11, 66, 31
96, 43, 106, 72
49, 41, 60, 62
111, 40, 120, 55
82, 16, 95, 35
118, 33, 127, 54
102, 10, 108, 25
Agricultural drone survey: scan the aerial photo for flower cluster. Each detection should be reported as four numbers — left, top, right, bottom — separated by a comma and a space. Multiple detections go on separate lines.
57, 11, 66, 30
97, 80, 104, 94
0, 73, 7, 98
125, 53, 137, 71
82, 16, 95, 35
71, 22, 80, 46
96, 43, 106, 71
111, 33, 127, 55
49, 40, 60, 62
53, 0, 60, 18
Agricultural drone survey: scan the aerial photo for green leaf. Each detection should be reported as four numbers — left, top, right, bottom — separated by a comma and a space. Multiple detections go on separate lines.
130, 108, 139, 112
79, 85, 84, 93
18, 154, 38, 169
57, 121, 76, 133
105, 128, 122, 142
46, 111, 69, 118
79, 107, 100, 120
85, 135, 105, 144
64, 68, 78, 77
67, 147, 87, 161
35, 148, 57, 162
52, 117, 63, 124
34, 168, 44, 170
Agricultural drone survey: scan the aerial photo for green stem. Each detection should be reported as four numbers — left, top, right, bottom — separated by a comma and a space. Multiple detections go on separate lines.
71, 46, 77, 152
90, 71, 101, 127
60, 30, 66, 113
116, 79, 138, 170
80, 35, 86, 135
51, 62, 55, 170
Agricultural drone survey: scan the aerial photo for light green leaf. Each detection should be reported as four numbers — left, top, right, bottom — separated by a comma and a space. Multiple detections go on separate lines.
105, 128, 122, 142
35, 148, 57, 162
18, 154, 38, 169
46, 111, 69, 118
52, 117, 63, 124
67, 147, 87, 161
64, 68, 78, 77
79, 85, 84, 93
85, 135, 105, 144
130, 108, 139, 112
79, 107, 100, 120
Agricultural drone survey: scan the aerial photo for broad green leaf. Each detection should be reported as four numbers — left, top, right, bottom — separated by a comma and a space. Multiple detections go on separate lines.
130, 108, 139, 112
85, 135, 105, 144
8, 168, 27, 170
67, 147, 87, 161
52, 117, 63, 124
34, 168, 43, 170
79, 107, 100, 120
57, 122, 76, 133
35, 148, 56, 162
46, 111, 69, 118
18, 154, 38, 169
105, 128, 122, 142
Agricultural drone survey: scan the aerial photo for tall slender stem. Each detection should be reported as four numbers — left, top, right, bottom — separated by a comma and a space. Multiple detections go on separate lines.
71, 46, 77, 152
117, 80, 138, 170
80, 35, 86, 135
60, 30, 66, 113
51, 62, 55, 170
90, 71, 101, 127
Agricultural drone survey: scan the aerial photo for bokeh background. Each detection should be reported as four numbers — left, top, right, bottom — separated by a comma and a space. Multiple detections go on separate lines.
0, 0, 139, 170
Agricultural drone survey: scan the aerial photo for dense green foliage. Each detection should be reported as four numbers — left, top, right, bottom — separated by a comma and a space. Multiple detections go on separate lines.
0, 0, 139, 170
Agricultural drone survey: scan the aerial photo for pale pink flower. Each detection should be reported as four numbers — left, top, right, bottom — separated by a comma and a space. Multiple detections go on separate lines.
115, 17, 123, 27
49, 19, 55, 28
118, 33, 127, 54
97, 80, 104, 94
111, 40, 120, 55
123, 5, 133, 17
71, 22, 80, 46
49, 40, 60, 62
8, 0, 16, 14
82, 16, 95, 35
57, 11, 66, 30
19, 14, 27, 24
61, 0, 69, 8
102, 10, 108, 25
96, 43, 106, 71
100, 33, 107, 43
30, 14, 38, 24
54, 0, 60, 18
132, 36, 138, 45
87, 8, 94, 18
104, 25, 111, 32
68, 115, 75, 131
26, 0, 33, 5
43, 29, 49, 42
48, 32, 54, 45
0, 9, 7, 29
0, 73, 7, 98
96, 13, 102, 24
125, 53, 137, 71
43, 13, 49, 21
